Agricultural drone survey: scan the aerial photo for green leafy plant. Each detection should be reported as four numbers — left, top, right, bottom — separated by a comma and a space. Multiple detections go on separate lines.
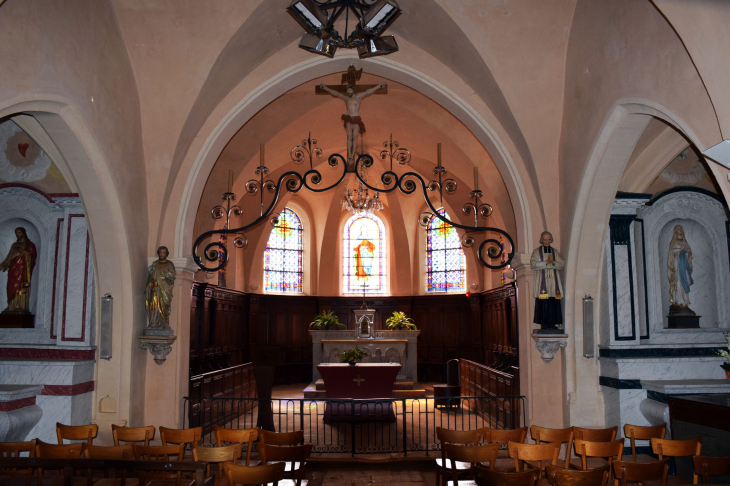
337, 346, 367, 364
309, 310, 345, 330
719, 333, 730, 372
386, 311, 417, 331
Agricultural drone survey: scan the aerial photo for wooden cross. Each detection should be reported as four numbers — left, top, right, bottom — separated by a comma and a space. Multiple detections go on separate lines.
315, 65, 388, 95
353, 375, 365, 387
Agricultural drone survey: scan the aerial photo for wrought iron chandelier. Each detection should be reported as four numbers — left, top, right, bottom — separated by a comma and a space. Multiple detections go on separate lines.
192, 134, 515, 273
287, 0, 401, 58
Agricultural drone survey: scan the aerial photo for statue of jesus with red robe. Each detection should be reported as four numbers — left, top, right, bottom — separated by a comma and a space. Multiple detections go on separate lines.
0, 227, 37, 313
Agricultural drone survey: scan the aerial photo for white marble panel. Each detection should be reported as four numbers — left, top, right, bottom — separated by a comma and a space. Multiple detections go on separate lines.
599, 356, 726, 380
0, 359, 94, 385
71, 393, 93, 426
62, 216, 88, 342
613, 246, 635, 338
599, 252, 610, 346
632, 222, 648, 337
27, 395, 72, 443
602, 386, 621, 427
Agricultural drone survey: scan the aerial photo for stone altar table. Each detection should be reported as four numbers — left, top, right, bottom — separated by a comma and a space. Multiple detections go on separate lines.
318, 363, 401, 422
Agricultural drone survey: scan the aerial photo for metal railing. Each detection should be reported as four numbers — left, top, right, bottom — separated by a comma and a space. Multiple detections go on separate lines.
183, 395, 524, 457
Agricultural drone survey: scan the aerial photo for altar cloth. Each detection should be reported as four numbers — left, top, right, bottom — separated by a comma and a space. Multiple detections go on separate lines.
318, 363, 401, 422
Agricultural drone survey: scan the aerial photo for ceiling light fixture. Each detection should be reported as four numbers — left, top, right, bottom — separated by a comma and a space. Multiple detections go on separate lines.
287, 0, 401, 59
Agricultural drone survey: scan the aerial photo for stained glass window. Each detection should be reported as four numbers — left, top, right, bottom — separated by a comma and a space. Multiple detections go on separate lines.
264, 208, 303, 293
427, 208, 466, 293
343, 214, 386, 294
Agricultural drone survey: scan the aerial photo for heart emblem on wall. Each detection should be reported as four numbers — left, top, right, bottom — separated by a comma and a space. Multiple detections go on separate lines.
17, 143, 29, 157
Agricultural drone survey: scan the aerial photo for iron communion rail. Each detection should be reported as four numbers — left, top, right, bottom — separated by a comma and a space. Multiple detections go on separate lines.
183, 395, 525, 457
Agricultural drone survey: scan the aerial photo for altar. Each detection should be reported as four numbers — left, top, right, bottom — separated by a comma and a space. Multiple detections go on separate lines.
318, 363, 401, 422
306, 329, 425, 398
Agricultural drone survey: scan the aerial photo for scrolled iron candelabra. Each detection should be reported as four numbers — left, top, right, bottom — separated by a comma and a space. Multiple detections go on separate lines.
193, 135, 514, 272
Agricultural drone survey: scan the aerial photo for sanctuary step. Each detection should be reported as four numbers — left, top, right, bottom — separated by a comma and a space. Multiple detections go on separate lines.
303, 380, 426, 399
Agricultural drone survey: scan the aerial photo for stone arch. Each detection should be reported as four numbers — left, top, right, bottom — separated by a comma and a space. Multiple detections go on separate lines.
0, 99, 143, 433
172, 56, 536, 266
562, 99, 708, 425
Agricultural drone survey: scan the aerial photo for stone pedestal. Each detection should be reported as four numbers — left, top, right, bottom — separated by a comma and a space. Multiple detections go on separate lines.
139, 329, 177, 365
0, 385, 43, 442
0, 313, 34, 329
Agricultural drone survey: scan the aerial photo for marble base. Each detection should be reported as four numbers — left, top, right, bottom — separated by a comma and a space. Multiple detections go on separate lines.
0, 385, 44, 442
667, 316, 700, 329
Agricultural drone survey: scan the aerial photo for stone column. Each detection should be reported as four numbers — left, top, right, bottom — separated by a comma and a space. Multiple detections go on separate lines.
142, 257, 197, 433
512, 253, 567, 428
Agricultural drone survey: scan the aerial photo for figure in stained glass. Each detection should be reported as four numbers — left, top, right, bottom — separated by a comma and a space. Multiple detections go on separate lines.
343, 214, 386, 294
426, 209, 466, 293
264, 208, 303, 293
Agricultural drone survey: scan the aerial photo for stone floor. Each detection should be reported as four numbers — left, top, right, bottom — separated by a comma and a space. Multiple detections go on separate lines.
305, 460, 438, 485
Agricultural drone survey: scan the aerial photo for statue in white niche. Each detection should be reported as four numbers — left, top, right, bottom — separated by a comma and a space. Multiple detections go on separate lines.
667, 224, 695, 316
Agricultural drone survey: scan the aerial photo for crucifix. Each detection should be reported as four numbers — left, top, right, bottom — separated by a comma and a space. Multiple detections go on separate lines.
353, 375, 365, 387
316, 66, 388, 168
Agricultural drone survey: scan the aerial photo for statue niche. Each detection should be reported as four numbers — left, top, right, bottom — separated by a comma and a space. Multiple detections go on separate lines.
0, 219, 40, 328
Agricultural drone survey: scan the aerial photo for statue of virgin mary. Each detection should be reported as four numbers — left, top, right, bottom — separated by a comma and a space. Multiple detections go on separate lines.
667, 225, 694, 315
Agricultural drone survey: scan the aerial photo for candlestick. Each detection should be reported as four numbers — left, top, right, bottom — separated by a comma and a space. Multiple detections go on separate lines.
437, 143, 441, 166
260, 143, 265, 166
474, 167, 479, 191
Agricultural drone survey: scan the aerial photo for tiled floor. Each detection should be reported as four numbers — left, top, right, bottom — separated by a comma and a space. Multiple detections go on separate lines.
305, 460, 438, 485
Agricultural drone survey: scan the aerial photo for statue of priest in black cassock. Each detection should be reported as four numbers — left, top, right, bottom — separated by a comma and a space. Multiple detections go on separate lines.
530, 231, 564, 332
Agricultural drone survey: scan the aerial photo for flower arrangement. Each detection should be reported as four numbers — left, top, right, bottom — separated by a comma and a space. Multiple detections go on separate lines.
385, 311, 417, 331
337, 346, 367, 365
719, 333, 730, 377
309, 310, 345, 330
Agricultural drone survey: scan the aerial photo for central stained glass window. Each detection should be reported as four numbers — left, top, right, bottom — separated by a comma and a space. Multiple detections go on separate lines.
427, 208, 466, 293
343, 213, 386, 294
264, 207, 303, 293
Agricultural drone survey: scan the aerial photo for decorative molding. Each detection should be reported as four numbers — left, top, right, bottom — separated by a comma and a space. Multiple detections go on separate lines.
139, 333, 177, 365
598, 376, 642, 389
608, 215, 636, 245
598, 346, 724, 358
531, 333, 567, 363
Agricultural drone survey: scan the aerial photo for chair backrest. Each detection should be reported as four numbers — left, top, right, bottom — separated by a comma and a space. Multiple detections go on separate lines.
546, 464, 609, 486
436, 427, 482, 445
573, 439, 624, 470
36, 441, 83, 458
508, 442, 560, 474
83, 444, 134, 459
572, 426, 618, 442
623, 423, 665, 461
651, 437, 701, 459
473, 464, 539, 486
0, 440, 36, 477
133, 444, 185, 461
56, 423, 99, 445
111, 424, 156, 446
224, 462, 287, 486
259, 443, 313, 464
445, 443, 500, 471
213, 425, 259, 466
258, 429, 305, 446
693, 455, 730, 484
613, 459, 669, 486
192, 444, 243, 479
531, 425, 574, 465
159, 426, 202, 447
483, 427, 528, 446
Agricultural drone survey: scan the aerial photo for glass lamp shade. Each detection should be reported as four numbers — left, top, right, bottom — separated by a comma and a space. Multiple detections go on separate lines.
358, 0, 401, 37
357, 35, 399, 58
298, 33, 337, 58
287, 0, 328, 34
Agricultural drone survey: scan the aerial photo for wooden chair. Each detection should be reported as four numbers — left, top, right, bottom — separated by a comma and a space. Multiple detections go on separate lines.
134, 444, 187, 486
508, 442, 560, 478
473, 465, 539, 486
613, 458, 669, 486
213, 425, 259, 466
160, 426, 202, 458
258, 429, 304, 446
35, 440, 84, 486
482, 427, 528, 471
693, 455, 730, 484
623, 424, 665, 463
192, 444, 242, 481
571, 440, 623, 479
545, 464, 609, 486
650, 437, 701, 484
531, 426, 574, 467
111, 424, 156, 446
82, 444, 136, 486
223, 462, 286, 486
259, 443, 313, 486
568, 428, 619, 469
444, 443, 501, 485
57, 423, 99, 445
435, 428, 483, 486
0, 440, 36, 484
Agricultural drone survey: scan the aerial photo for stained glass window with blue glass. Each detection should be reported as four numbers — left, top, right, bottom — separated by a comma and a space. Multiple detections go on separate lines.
427, 208, 466, 293
343, 213, 386, 294
264, 208, 303, 293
